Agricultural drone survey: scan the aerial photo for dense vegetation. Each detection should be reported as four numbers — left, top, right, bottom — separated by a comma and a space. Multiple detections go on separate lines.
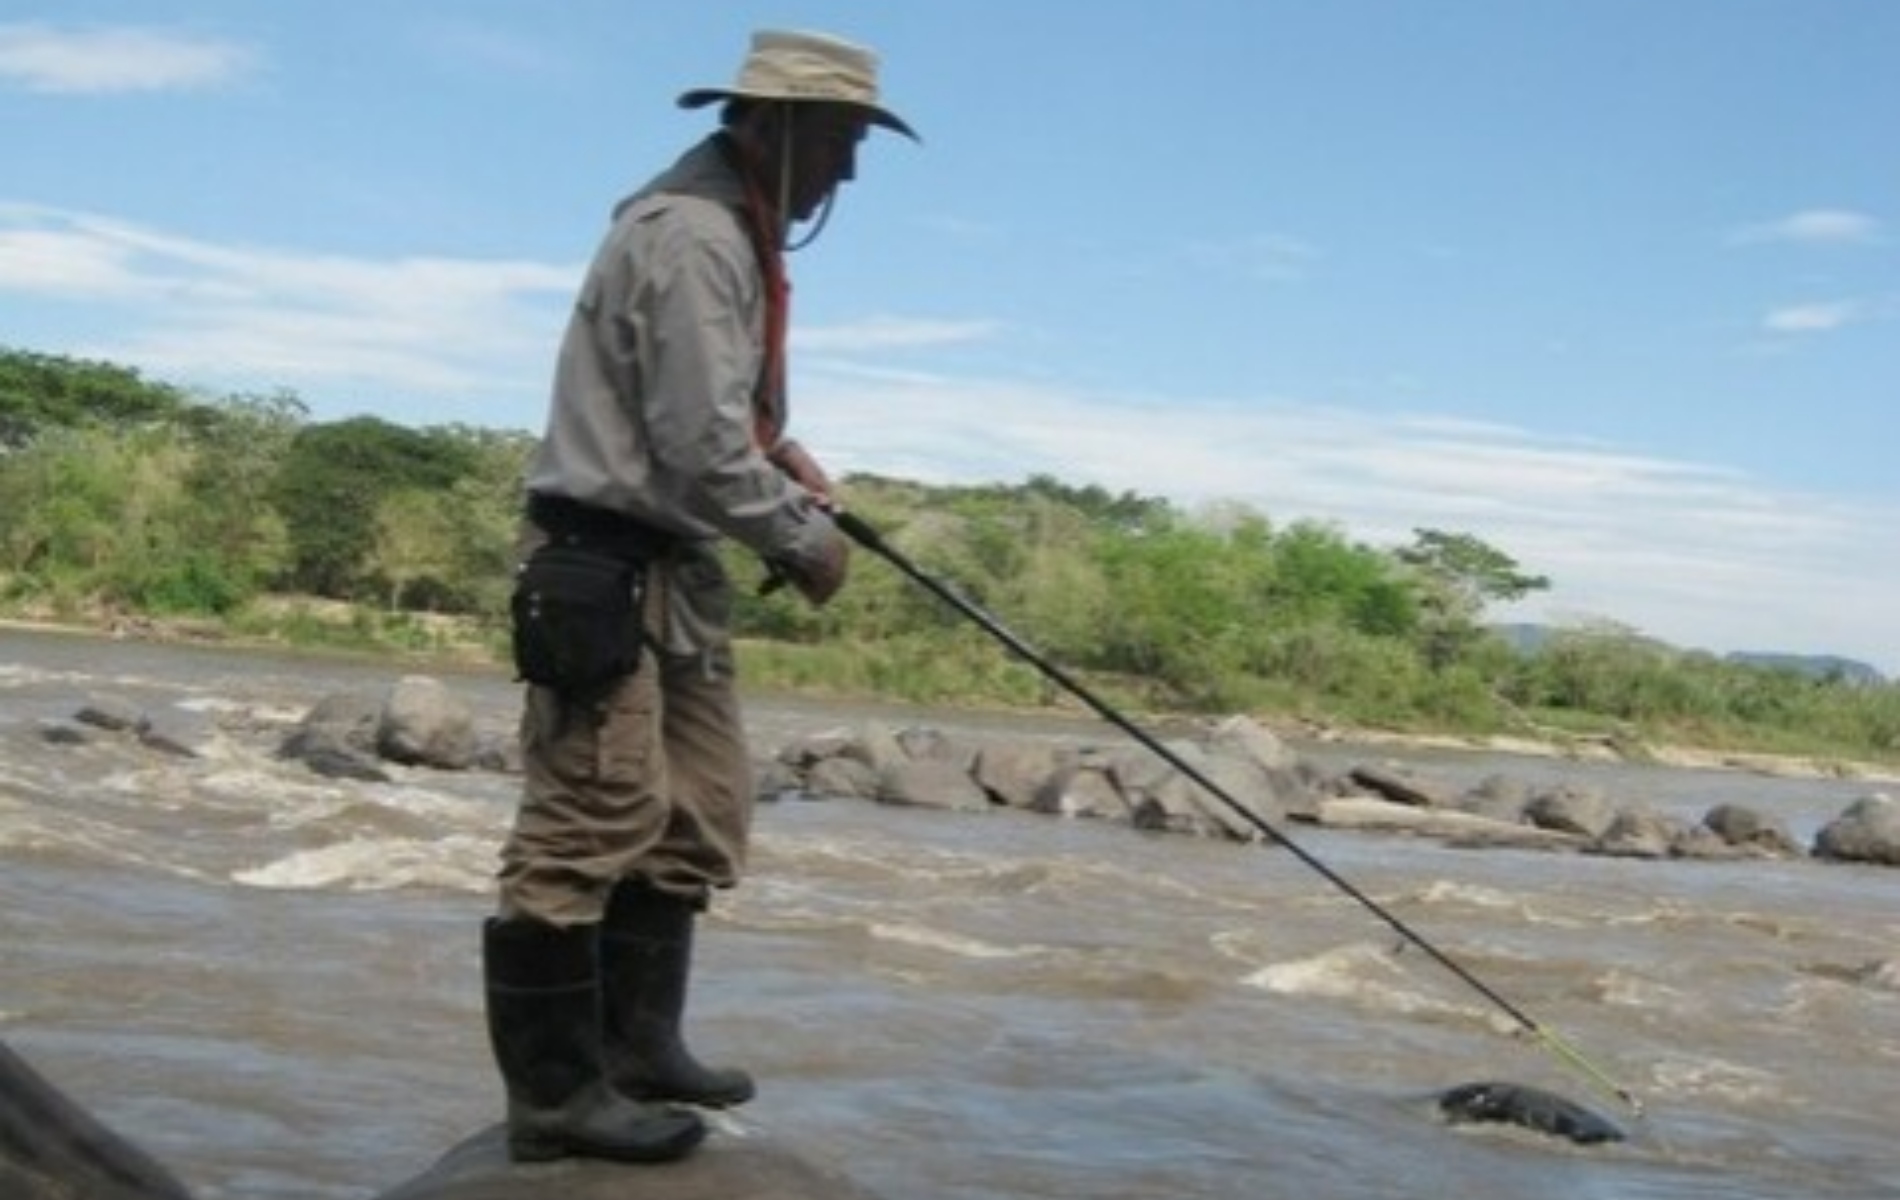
3, 346, 1895, 764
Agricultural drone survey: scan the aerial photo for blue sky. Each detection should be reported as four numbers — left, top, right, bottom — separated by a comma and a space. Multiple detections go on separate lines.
3, 2, 1896, 674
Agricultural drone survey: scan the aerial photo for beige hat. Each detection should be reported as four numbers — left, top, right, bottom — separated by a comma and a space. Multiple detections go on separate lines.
678, 30, 918, 141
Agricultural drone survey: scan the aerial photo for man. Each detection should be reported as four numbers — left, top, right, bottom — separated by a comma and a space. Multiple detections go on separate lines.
482, 30, 917, 1165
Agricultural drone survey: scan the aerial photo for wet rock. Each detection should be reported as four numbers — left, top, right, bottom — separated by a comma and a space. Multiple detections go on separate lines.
377, 676, 479, 770
73, 694, 148, 734
1813, 793, 1900, 866
1203, 714, 1300, 773
283, 691, 383, 759
1456, 773, 1532, 823
36, 720, 92, 746
804, 755, 878, 800
1317, 797, 1580, 851
1348, 764, 1454, 809
1523, 785, 1617, 839
972, 741, 1069, 810
1700, 803, 1801, 858
1, 1039, 193, 1200
1031, 759, 1129, 820
1436, 1080, 1624, 1145
875, 757, 993, 812
1590, 808, 1683, 859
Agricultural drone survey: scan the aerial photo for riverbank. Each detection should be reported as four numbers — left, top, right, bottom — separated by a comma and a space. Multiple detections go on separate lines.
6, 610, 1897, 786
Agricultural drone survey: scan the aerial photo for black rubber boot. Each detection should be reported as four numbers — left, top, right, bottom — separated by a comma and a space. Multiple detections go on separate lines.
600, 883, 757, 1107
482, 917, 706, 1163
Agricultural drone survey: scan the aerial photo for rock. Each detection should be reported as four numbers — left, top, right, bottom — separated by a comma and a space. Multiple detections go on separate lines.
1672, 824, 1750, 860
0, 1038, 193, 1200
375, 1120, 887, 1200
971, 742, 1068, 811
1316, 797, 1580, 851
1813, 793, 1900, 866
1591, 808, 1683, 859
0, 1034, 887, 1200
1436, 1080, 1624, 1145
1523, 785, 1617, 839
1203, 714, 1299, 773
1700, 803, 1801, 858
73, 694, 149, 734
1031, 759, 1129, 820
283, 691, 383, 761
36, 720, 92, 746
875, 757, 993, 812
1347, 764, 1454, 809
1455, 774, 1531, 823
803, 756, 878, 800
377, 676, 479, 770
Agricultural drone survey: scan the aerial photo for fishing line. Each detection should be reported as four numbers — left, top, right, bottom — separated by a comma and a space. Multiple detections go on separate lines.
833, 509, 1645, 1119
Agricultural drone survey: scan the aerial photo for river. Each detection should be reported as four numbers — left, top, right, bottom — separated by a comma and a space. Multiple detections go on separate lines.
1, 627, 1895, 1199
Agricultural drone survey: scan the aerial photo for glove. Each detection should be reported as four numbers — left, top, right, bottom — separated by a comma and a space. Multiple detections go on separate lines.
774, 529, 850, 607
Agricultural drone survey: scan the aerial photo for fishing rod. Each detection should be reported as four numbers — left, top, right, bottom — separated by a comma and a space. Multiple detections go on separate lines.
832, 508, 1644, 1119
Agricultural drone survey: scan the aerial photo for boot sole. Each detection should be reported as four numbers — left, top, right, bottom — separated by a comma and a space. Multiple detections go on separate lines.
508, 1120, 706, 1164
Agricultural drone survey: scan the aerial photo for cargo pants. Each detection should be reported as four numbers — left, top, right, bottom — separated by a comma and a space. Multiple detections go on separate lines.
496, 537, 753, 925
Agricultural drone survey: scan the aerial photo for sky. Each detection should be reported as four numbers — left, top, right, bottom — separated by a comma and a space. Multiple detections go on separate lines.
2, 2, 1896, 675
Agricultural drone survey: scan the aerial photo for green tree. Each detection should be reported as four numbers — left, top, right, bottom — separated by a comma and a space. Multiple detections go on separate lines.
0, 347, 192, 449
270, 417, 478, 599
1396, 528, 1550, 669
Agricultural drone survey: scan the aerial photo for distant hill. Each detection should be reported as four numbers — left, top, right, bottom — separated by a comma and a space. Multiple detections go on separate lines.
1724, 651, 1885, 685
1490, 624, 1886, 685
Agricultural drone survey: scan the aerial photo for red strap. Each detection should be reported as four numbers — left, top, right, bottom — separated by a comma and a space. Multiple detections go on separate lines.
737, 167, 790, 451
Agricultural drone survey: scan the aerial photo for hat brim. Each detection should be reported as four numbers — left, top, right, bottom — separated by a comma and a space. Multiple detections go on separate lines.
677, 87, 919, 142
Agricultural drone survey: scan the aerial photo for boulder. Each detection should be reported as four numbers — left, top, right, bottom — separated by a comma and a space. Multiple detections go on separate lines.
874, 757, 994, 813
1030, 759, 1129, 820
377, 676, 479, 770
281, 691, 385, 777
1699, 803, 1801, 858
1523, 785, 1617, 840
1813, 793, 1900, 866
1590, 808, 1682, 860
1347, 764, 1455, 809
0, 1038, 192, 1200
375, 1121, 887, 1200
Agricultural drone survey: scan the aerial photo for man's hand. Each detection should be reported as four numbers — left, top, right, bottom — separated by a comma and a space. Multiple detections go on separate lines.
772, 532, 850, 606
768, 438, 834, 507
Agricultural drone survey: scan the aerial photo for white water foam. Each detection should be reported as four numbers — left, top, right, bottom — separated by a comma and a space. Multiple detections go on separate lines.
232, 833, 496, 893
867, 920, 1040, 961
1242, 941, 1485, 1021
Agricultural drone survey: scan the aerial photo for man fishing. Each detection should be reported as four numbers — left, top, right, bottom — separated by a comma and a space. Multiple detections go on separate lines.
482, 30, 918, 1165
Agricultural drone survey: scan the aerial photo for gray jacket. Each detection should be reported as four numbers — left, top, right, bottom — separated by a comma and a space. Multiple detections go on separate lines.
524, 136, 839, 653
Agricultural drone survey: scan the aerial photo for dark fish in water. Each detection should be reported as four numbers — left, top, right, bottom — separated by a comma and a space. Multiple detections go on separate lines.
1437, 1081, 1625, 1145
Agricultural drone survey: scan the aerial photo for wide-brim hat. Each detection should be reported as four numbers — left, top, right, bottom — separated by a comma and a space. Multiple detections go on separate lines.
678, 30, 918, 141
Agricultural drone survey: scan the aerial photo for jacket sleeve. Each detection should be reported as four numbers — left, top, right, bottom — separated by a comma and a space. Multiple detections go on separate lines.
623, 204, 837, 569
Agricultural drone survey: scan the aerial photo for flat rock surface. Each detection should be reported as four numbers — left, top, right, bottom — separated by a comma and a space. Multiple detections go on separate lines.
374, 1119, 888, 1200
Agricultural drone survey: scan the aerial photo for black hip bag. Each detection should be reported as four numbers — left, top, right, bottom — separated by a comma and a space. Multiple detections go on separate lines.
510, 495, 674, 699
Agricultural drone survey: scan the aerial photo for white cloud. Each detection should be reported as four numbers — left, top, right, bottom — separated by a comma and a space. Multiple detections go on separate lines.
0, 23, 257, 94
1762, 301, 1861, 334
797, 316, 998, 353
1730, 208, 1884, 247
0, 204, 574, 420
793, 362, 1900, 673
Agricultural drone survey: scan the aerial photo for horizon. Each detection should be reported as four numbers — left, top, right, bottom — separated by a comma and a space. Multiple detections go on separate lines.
3, 3, 1895, 674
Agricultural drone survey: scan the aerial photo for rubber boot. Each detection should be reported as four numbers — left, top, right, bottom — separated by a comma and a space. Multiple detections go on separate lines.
482, 917, 706, 1163
600, 883, 757, 1107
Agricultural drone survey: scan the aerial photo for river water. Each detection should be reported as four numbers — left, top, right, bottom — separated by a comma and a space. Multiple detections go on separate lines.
1, 627, 1895, 1199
